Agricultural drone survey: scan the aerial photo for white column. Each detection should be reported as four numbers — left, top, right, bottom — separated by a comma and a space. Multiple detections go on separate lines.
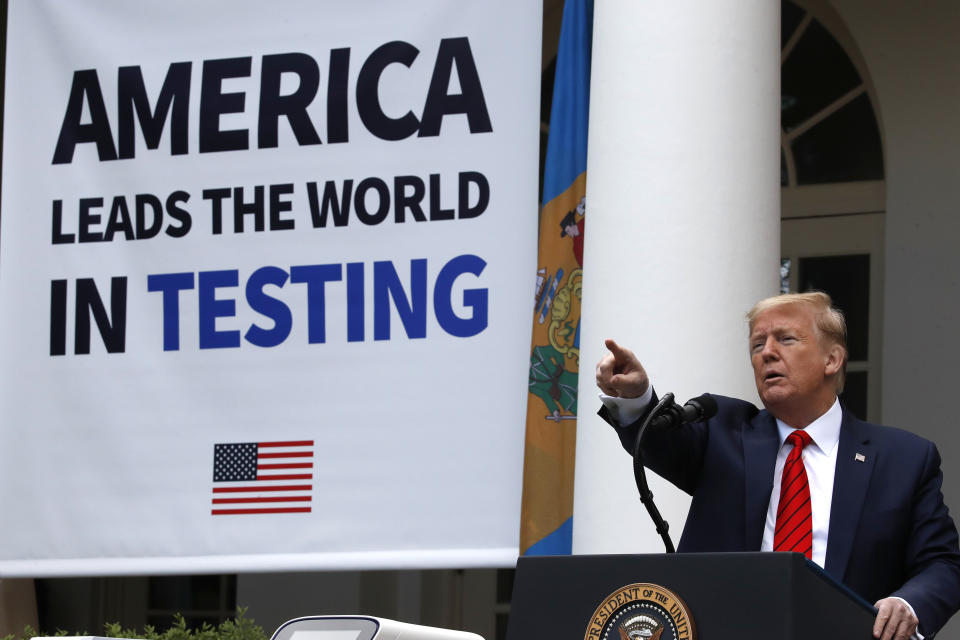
573, 0, 781, 554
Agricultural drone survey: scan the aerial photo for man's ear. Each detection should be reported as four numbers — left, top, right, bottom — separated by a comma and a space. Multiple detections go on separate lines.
824, 343, 845, 377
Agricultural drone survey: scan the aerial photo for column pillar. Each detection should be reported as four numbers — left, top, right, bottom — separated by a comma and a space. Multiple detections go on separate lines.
573, 0, 781, 553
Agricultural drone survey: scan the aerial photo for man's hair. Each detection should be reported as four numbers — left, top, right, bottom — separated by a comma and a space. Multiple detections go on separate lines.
746, 291, 849, 392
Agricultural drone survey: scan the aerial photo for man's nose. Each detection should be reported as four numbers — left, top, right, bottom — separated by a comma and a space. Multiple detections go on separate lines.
761, 338, 778, 360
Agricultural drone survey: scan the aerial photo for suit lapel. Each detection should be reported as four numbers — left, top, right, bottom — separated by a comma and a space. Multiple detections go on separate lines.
824, 409, 875, 580
743, 411, 780, 551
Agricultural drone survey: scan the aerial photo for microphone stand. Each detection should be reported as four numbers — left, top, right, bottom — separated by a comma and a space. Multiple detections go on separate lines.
632, 392, 677, 553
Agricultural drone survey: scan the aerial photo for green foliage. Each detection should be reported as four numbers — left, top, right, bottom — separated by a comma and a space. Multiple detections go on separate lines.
4, 609, 267, 640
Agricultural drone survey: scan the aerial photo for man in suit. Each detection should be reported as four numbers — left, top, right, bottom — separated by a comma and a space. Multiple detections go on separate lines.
595, 292, 960, 639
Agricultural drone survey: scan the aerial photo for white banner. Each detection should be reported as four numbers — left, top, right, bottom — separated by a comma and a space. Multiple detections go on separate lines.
0, 0, 541, 576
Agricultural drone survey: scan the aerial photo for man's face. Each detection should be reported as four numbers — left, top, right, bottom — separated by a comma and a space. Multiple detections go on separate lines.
749, 304, 839, 423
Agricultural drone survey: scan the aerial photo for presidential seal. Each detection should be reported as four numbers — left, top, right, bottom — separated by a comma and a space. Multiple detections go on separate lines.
584, 583, 695, 640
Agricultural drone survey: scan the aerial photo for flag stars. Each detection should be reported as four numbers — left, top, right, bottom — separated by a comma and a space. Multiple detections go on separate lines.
213, 443, 257, 481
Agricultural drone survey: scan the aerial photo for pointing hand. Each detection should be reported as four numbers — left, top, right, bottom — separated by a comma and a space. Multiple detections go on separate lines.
596, 338, 650, 399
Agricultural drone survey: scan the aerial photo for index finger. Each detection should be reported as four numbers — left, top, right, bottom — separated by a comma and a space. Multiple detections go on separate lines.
604, 338, 628, 359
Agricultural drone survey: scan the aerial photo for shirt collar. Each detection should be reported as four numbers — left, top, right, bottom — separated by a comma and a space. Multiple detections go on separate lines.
775, 397, 842, 455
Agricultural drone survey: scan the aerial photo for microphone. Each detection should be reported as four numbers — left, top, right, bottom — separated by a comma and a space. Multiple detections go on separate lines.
647, 393, 718, 430
631, 392, 718, 553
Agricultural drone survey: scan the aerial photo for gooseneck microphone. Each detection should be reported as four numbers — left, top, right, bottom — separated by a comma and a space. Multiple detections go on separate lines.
646, 393, 718, 431
632, 392, 717, 553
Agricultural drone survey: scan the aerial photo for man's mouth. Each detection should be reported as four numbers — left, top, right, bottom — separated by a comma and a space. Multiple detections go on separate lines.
764, 372, 785, 382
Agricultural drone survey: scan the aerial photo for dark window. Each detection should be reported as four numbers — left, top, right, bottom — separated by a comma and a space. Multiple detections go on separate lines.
798, 254, 870, 361
539, 56, 557, 204
782, 0, 807, 45
797, 255, 871, 421
791, 93, 884, 184
496, 568, 515, 602
781, 19, 862, 131
780, 0, 884, 185
541, 57, 557, 126
495, 568, 515, 640
147, 575, 237, 629
840, 370, 868, 421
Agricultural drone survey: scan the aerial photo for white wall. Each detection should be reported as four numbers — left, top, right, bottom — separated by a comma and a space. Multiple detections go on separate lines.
829, 1, 960, 636
829, 0, 960, 504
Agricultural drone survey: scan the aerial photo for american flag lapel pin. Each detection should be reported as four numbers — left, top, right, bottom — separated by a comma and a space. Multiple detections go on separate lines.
855, 453, 866, 462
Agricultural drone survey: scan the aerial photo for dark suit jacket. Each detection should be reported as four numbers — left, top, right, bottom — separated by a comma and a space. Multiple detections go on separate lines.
600, 392, 960, 637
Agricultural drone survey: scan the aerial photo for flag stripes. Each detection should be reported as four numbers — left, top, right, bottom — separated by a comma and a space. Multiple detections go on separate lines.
213, 496, 312, 504
258, 463, 313, 470
213, 484, 312, 493
212, 507, 312, 516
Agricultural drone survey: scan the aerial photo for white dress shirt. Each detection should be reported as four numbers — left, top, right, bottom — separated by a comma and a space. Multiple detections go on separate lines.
760, 398, 842, 569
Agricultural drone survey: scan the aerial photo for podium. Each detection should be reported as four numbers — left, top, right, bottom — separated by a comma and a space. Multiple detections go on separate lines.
505, 552, 877, 639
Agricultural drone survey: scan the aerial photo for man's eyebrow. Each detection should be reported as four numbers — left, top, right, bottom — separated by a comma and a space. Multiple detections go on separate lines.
750, 326, 790, 338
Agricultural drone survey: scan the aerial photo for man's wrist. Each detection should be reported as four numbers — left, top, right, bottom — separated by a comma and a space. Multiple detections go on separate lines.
598, 385, 654, 426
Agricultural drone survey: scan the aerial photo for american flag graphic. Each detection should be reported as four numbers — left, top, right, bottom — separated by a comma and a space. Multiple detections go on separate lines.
211, 440, 314, 515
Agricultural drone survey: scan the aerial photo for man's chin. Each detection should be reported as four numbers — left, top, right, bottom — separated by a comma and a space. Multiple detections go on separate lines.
758, 390, 792, 413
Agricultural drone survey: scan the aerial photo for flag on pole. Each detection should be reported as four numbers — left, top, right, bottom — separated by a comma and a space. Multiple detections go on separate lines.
519, 0, 593, 555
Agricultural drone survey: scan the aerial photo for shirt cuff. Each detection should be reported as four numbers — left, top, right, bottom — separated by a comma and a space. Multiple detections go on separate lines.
598, 385, 654, 426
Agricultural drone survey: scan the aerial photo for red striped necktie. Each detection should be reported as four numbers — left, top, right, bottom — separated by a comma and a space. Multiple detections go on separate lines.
774, 429, 813, 559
